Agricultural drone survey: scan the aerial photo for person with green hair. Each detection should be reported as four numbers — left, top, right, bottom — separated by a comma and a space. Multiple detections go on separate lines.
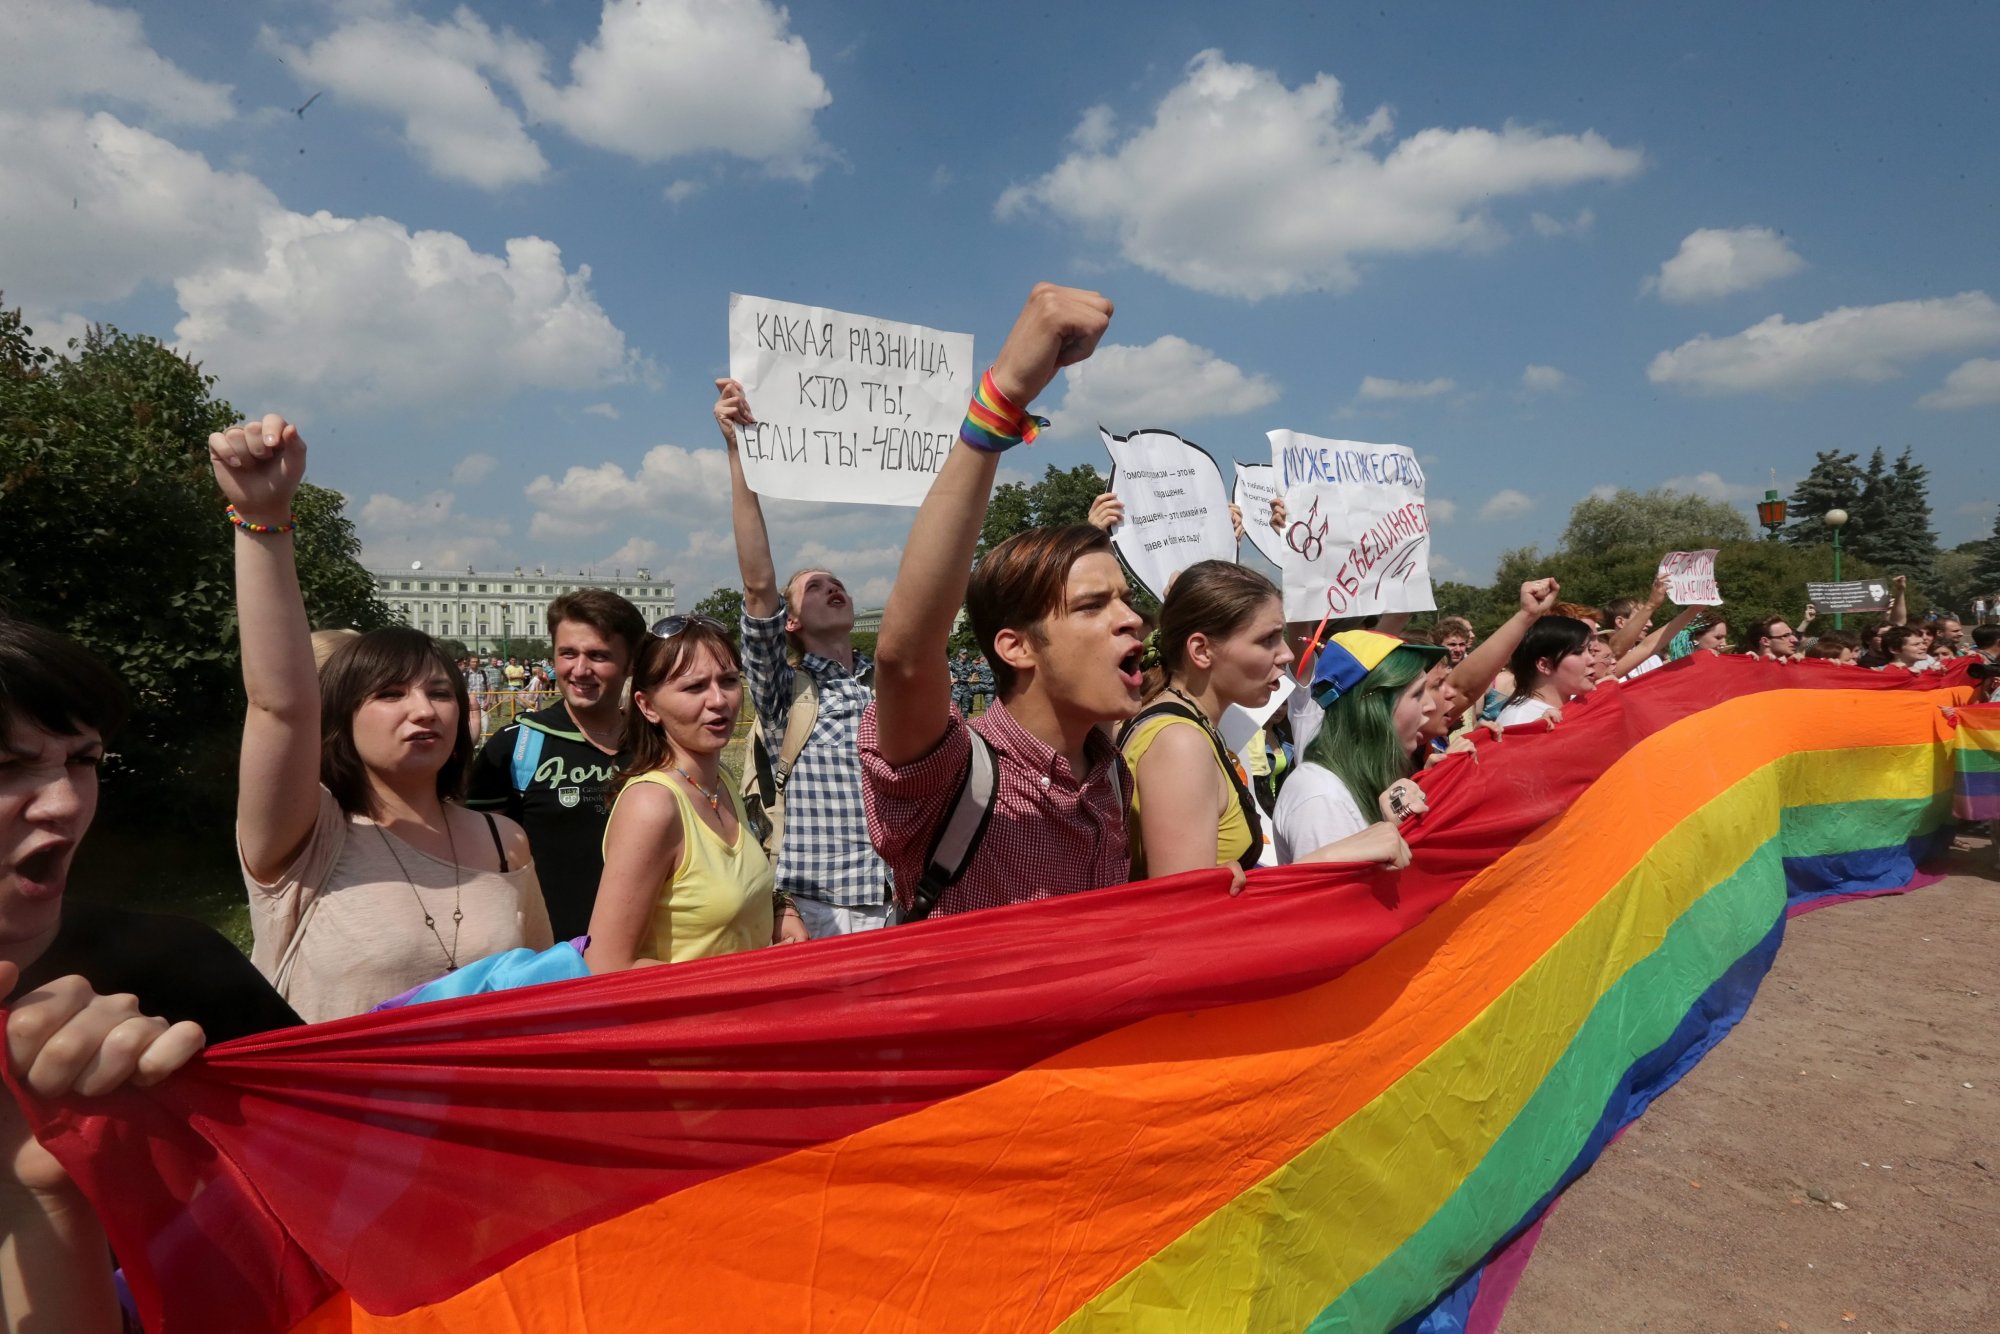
1272, 631, 1444, 866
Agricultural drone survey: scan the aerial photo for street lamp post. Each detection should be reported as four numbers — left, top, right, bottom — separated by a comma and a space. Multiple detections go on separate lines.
1757, 488, 1789, 539
1824, 508, 1850, 629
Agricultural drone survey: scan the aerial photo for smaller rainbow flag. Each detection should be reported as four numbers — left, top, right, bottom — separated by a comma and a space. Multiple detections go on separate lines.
1953, 702, 2000, 820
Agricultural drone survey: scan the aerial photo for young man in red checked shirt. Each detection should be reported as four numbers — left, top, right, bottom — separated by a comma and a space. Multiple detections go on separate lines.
859, 283, 1153, 919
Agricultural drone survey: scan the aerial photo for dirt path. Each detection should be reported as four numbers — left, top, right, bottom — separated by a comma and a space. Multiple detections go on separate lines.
1502, 842, 1999, 1334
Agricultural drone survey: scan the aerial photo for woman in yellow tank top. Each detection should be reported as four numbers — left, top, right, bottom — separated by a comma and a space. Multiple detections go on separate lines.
585, 616, 804, 971
1118, 561, 1294, 879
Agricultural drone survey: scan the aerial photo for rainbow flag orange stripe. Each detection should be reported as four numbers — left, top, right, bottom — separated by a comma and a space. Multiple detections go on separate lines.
8, 658, 1976, 1333
1952, 701, 2000, 820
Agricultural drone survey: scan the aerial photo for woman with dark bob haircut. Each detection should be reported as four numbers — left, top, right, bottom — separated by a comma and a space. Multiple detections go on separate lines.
215, 413, 550, 1022
1494, 615, 1596, 727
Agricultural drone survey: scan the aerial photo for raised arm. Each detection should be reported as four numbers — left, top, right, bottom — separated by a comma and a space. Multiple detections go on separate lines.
1607, 575, 1667, 662
1447, 578, 1558, 702
1889, 574, 1908, 627
716, 378, 780, 617
211, 414, 321, 882
872, 283, 1114, 765
1612, 603, 1701, 677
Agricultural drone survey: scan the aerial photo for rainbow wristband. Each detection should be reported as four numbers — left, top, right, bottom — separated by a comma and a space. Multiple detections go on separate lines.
959, 369, 1048, 454
226, 504, 297, 536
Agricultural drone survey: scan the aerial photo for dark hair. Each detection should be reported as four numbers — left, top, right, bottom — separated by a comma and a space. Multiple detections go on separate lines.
1802, 629, 1860, 659
614, 620, 743, 798
319, 628, 473, 815
546, 587, 647, 658
0, 619, 131, 741
1972, 625, 2000, 651
1603, 597, 1642, 624
1148, 561, 1281, 696
1505, 616, 1593, 703
1879, 625, 1920, 658
967, 524, 1116, 699
1430, 616, 1474, 644
1741, 614, 1793, 654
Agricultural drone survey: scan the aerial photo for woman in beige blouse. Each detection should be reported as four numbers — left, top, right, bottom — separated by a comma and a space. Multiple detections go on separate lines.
212, 414, 551, 1022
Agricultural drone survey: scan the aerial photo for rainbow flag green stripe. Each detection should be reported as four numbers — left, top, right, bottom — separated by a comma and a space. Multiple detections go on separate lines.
1060, 725, 1947, 1332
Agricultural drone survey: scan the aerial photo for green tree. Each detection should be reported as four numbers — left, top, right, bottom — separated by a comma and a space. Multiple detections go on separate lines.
1846, 447, 1938, 579
693, 586, 745, 646
975, 462, 1106, 557
0, 301, 385, 828
1931, 543, 1984, 618
1783, 450, 1865, 546
1558, 487, 1754, 557
1973, 508, 2000, 598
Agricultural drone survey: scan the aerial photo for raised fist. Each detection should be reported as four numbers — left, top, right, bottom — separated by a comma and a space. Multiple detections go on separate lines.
209, 413, 306, 525
989, 282, 1114, 409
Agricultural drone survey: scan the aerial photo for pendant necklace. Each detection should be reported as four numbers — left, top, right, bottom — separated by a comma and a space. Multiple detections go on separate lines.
374, 817, 463, 973
672, 764, 723, 814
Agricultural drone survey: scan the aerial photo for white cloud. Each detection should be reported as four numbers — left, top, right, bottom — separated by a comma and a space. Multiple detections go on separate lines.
1587, 484, 1619, 501
271, 10, 550, 190
1479, 488, 1535, 520
174, 211, 646, 411
1530, 208, 1594, 238
1918, 357, 2000, 411
661, 179, 706, 206
519, 0, 830, 181
582, 402, 622, 419
1645, 226, 1805, 303
1048, 335, 1278, 435
600, 536, 663, 570
356, 488, 513, 570
1357, 375, 1455, 401
997, 50, 1643, 299
1647, 291, 2000, 394
1660, 471, 1767, 503
0, 109, 273, 310
1428, 498, 1459, 523
526, 443, 734, 533
452, 452, 499, 485
1519, 364, 1570, 394
273, 0, 831, 187
0, 0, 233, 124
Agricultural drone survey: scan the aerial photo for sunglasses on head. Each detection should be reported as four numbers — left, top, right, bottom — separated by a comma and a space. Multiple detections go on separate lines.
649, 614, 730, 639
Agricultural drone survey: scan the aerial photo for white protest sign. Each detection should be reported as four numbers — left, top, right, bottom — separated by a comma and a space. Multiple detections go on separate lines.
1100, 428, 1236, 601
1219, 674, 1296, 757
1232, 461, 1288, 568
1270, 430, 1435, 622
727, 293, 973, 506
1657, 550, 1723, 606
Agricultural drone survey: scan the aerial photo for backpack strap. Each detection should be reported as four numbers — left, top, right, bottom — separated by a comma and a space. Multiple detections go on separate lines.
905, 729, 999, 923
1116, 699, 1263, 873
773, 669, 820, 792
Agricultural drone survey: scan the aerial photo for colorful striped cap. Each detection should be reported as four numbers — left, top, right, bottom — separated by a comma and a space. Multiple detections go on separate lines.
1310, 630, 1444, 707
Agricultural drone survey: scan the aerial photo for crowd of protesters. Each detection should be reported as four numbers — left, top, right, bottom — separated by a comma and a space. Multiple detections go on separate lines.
5, 282, 2000, 1327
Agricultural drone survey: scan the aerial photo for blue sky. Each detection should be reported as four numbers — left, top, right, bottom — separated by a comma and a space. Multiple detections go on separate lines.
6, 0, 1997, 608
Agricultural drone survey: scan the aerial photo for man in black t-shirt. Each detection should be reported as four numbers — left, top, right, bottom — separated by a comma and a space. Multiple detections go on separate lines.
466, 589, 646, 939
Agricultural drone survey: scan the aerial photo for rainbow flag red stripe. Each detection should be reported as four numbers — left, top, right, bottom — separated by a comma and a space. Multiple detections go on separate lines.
7, 657, 1978, 1333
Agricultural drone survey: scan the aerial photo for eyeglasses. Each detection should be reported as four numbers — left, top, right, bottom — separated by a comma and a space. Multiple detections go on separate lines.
649, 614, 730, 639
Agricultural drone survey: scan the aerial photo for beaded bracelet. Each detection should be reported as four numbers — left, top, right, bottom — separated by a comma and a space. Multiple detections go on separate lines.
226, 503, 297, 535
959, 368, 1048, 454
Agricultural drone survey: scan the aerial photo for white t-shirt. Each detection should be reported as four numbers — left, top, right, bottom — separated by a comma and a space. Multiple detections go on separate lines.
1621, 654, 1664, 681
1493, 697, 1555, 727
1272, 762, 1371, 864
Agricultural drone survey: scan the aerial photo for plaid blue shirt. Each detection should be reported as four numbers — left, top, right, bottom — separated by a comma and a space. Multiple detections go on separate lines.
740, 605, 891, 906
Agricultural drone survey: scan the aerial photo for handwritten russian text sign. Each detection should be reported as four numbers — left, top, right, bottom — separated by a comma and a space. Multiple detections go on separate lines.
1657, 550, 1723, 607
1101, 428, 1236, 601
1232, 462, 1288, 568
1270, 430, 1435, 621
728, 293, 973, 506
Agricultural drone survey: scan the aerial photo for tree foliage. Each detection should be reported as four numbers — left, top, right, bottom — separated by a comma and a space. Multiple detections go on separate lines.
1784, 446, 1938, 582
692, 586, 745, 646
976, 463, 1106, 558
1974, 509, 2000, 596
1559, 487, 1754, 557
0, 301, 386, 827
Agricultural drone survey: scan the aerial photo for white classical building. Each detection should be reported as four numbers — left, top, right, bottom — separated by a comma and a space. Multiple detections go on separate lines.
371, 565, 676, 653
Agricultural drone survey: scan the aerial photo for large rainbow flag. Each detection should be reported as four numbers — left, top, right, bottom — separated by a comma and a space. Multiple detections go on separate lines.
10, 658, 1986, 1334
